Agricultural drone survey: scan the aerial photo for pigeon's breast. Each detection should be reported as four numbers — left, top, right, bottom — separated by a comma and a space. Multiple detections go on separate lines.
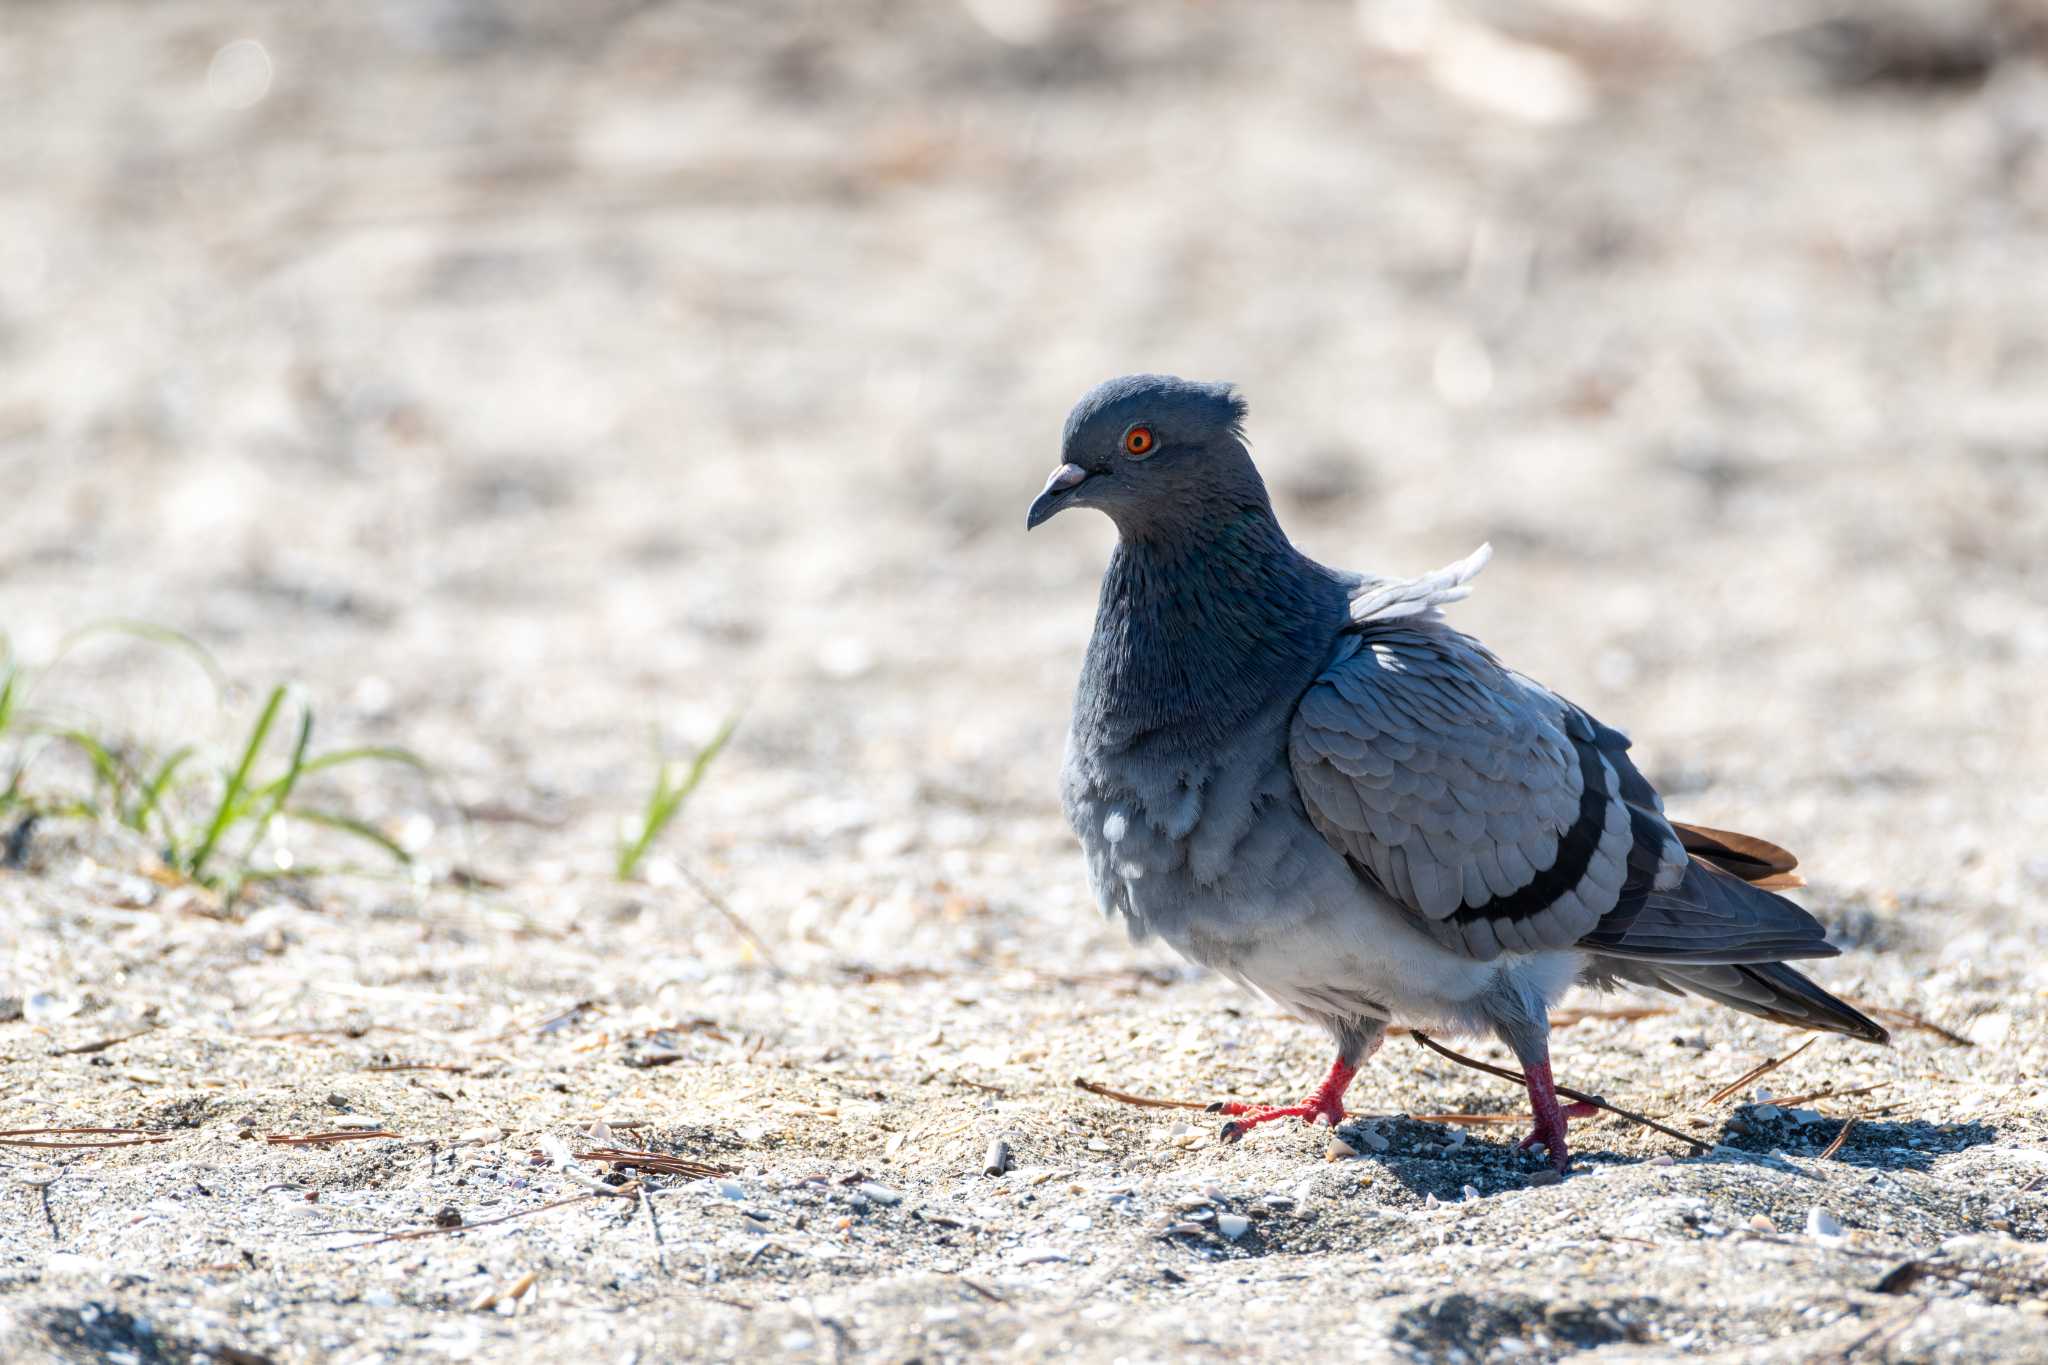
1061, 707, 1326, 946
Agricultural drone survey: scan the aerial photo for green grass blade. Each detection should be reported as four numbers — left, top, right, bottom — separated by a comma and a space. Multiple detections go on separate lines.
50, 728, 137, 811
187, 684, 288, 883
49, 620, 226, 696
233, 699, 314, 877
0, 664, 18, 738
253, 744, 433, 798
283, 807, 412, 865
615, 714, 738, 881
129, 744, 195, 846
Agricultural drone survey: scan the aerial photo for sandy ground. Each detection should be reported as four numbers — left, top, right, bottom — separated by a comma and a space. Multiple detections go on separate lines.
3, 1, 2047, 1360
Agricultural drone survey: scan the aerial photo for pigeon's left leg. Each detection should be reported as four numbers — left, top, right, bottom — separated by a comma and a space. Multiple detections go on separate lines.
1516, 1058, 1599, 1172
1213, 1020, 1384, 1143
1491, 1011, 1596, 1173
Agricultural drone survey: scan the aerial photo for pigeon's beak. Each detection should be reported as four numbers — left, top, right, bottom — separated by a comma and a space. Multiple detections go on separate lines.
1026, 463, 1091, 530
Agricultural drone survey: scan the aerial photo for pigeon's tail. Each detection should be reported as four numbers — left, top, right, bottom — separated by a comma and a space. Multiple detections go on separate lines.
1589, 951, 1890, 1045
1652, 960, 1890, 1045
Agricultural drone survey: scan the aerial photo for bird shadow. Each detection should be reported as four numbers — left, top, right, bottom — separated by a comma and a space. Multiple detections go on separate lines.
1330, 1116, 1614, 1203
1708, 1108, 1998, 1173
1328, 1108, 2000, 1203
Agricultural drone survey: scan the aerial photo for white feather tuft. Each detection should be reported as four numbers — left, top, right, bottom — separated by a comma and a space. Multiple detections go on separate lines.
1347, 543, 1493, 625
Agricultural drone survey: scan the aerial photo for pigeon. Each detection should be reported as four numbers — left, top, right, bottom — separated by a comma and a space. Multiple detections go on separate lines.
1028, 374, 1887, 1171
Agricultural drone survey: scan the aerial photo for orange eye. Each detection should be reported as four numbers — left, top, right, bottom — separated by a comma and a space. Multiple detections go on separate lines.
1123, 426, 1155, 457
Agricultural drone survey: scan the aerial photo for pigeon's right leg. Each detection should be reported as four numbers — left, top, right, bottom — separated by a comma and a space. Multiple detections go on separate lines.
1213, 1020, 1385, 1143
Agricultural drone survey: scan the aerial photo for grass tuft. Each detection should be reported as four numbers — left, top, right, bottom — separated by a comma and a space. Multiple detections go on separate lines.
616, 716, 738, 881
0, 625, 433, 900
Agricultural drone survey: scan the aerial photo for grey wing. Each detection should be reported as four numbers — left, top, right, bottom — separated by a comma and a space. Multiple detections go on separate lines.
1288, 623, 1681, 960
1290, 623, 1845, 966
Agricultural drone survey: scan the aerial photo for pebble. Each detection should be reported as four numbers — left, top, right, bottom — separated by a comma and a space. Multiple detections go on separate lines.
1649, 1154, 1676, 1167
858, 1182, 903, 1206
1215, 1213, 1250, 1241
1807, 1207, 1847, 1242
1527, 1170, 1562, 1188
22, 993, 81, 1024
1748, 1214, 1775, 1233
44, 1253, 108, 1277
1325, 1136, 1359, 1161
715, 1180, 747, 1201
1356, 1129, 1391, 1154
1461, 1185, 1481, 1203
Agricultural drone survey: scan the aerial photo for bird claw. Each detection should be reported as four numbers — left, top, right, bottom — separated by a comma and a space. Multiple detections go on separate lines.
1210, 1096, 1344, 1143
1517, 1130, 1568, 1173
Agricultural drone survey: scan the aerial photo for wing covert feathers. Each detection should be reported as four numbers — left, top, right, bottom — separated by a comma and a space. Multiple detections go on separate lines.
1290, 613, 1686, 961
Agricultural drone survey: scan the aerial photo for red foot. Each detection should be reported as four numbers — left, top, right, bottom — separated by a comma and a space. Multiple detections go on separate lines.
1517, 1061, 1592, 1172
1212, 1056, 1357, 1143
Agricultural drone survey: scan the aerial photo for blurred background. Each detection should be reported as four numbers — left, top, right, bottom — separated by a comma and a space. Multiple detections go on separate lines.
2, 0, 2045, 953
3, 5, 2047, 1357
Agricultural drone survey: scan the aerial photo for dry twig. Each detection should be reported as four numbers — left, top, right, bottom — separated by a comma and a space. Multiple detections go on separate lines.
0, 1127, 170, 1150
1705, 1037, 1817, 1105
478, 999, 600, 1044
1855, 1003, 1974, 1048
1764, 1081, 1889, 1110
575, 1146, 733, 1180
1548, 1005, 1676, 1028
335, 1195, 603, 1249
52, 1026, 159, 1056
1820, 1116, 1860, 1159
1404, 1112, 1525, 1126
1072, 1076, 1213, 1112
265, 1130, 403, 1146
958, 1276, 1007, 1304
1409, 1032, 1710, 1154
674, 861, 782, 973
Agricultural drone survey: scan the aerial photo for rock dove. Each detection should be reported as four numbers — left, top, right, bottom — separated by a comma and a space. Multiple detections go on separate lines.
1029, 374, 1887, 1171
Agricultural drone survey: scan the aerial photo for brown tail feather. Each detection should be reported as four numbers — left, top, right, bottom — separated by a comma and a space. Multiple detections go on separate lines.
1670, 821, 1800, 884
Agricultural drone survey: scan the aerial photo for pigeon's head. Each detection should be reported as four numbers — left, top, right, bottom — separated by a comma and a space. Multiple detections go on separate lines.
1027, 374, 1268, 537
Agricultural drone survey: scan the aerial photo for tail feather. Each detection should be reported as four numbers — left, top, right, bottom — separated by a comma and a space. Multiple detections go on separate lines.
1585, 821, 1886, 1044
1671, 821, 1803, 887
1593, 957, 1889, 1045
